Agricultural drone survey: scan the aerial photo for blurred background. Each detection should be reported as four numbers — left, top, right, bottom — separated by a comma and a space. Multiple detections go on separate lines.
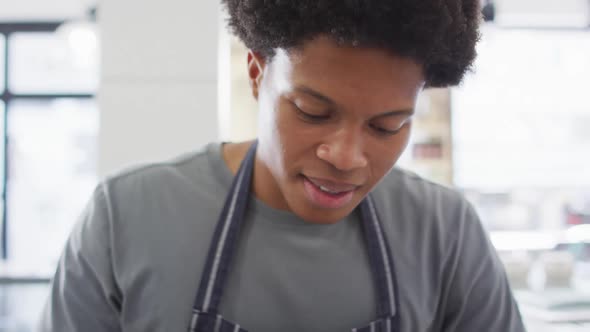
0, 0, 589, 331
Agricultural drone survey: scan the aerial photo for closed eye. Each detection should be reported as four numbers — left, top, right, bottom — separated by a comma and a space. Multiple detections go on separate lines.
370, 122, 408, 136
293, 104, 331, 122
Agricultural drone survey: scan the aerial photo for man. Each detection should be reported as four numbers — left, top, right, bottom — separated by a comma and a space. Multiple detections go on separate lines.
40, 0, 526, 331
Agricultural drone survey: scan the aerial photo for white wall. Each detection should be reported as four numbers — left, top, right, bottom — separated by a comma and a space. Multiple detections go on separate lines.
98, 0, 228, 176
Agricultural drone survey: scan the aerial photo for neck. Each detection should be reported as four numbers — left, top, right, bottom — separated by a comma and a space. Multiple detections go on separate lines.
222, 140, 289, 211
221, 141, 252, 175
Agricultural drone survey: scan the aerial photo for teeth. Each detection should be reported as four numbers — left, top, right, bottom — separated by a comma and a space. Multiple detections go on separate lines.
319, 185, 339, 194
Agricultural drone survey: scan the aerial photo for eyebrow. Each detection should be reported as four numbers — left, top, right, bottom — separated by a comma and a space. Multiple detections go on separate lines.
294, 85, 415, 117
295, 86, 336, 105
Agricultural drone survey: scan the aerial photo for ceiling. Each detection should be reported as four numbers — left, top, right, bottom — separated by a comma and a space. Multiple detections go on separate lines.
0, 0, 96, 22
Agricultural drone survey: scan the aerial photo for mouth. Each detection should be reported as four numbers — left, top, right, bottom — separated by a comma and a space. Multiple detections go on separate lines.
301, 175, 359, 209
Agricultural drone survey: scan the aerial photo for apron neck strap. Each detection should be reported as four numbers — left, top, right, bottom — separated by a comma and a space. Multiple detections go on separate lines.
192, 141, 258, 314
359, 195, 399, 318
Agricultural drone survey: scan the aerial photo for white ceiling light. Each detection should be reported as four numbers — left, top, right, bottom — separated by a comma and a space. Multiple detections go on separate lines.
56, 20, 99, 69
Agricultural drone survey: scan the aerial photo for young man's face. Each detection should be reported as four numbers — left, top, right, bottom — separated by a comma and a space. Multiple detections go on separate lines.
249, 36, 425, 224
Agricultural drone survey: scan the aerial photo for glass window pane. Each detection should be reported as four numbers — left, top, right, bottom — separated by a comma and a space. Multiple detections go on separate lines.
0, 33, 5, 93
8, 31, 99, 94
0, 100, 5, 189
0, 100, 4, 253
7, 98, 98, 274
452, 26, 590, 189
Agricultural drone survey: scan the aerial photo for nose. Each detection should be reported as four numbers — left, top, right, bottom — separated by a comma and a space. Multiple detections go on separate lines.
316, 129, 368, 171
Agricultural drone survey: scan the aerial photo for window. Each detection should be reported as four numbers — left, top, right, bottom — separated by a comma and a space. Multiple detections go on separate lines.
452, 25, 590, 190
0, 101, 5, 250
0, 23, 98, 275
451, 25, 590, 232
0, 34, 5, 93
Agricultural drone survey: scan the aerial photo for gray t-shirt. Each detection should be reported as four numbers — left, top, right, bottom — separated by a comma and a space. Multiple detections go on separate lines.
39, 142, 525, 332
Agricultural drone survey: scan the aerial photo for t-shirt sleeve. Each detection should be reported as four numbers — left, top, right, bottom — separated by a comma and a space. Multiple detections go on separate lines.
38, 183, 122, 332
441, 202, 527, 332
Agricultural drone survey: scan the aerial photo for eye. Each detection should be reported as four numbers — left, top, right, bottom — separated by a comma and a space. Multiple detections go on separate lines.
370, 121, 409, 136
292, 103, 330, 122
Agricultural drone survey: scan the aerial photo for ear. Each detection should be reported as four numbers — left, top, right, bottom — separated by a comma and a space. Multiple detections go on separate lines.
247, 50, 266, 100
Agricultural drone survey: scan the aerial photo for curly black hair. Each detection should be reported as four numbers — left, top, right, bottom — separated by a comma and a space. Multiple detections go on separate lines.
222, 0, 481, 87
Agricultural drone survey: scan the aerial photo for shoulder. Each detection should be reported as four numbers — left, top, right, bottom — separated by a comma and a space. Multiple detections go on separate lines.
380, 167, 464, 203
86, 142, 228, 267
100, 142, 225, 200
373, 167, 474, 231
105, 143, 213, 188
89, 142, 229, 229
369, 166, 484, 263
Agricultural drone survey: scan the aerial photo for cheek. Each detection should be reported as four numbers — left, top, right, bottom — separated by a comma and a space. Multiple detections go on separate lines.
260, 102, 308, 179
368, 128, 412, 177
274, 110, 307, 164
257, 92, 289, 175
395, 126, 412, 156
276, 101, 319, 148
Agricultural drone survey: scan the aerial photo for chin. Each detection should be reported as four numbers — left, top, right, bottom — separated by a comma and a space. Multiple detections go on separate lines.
293, 203, 357, 225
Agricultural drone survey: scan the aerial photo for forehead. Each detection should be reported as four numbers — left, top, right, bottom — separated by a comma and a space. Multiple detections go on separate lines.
269, 36, 425, 103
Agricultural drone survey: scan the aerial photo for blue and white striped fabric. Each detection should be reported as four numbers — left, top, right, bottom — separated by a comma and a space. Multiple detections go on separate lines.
188, 141, 401, 332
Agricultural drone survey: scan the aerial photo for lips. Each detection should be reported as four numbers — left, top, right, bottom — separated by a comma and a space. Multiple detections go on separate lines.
304, 176, 359, 193
301, 175, 359, 209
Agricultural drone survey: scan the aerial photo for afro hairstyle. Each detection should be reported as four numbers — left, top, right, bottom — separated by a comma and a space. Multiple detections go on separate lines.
222, 0, 481, 87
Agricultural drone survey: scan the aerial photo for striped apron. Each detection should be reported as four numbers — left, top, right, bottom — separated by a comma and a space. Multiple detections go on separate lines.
188, 141, 401, 332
